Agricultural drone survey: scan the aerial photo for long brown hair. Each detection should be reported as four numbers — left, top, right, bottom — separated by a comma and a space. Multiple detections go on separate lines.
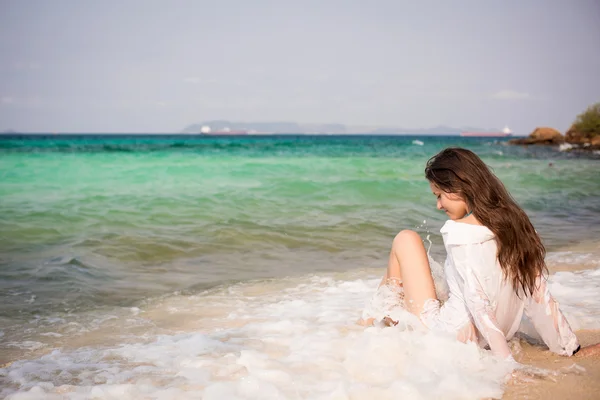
425, 147, 546, 296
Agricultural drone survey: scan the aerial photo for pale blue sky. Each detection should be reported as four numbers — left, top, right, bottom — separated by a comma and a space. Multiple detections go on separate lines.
1, 0, 599, 133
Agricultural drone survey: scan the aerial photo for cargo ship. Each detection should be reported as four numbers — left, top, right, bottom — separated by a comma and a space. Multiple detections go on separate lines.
460, 126, 513, 137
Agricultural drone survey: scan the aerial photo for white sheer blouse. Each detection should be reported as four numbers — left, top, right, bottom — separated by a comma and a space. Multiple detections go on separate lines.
436, 220, 580, 358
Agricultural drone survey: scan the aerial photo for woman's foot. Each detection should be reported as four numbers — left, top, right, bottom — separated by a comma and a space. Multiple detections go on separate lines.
357, 316, 399, 327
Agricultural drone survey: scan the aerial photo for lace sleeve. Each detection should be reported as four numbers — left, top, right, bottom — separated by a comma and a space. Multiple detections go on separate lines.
451, 244, 512, 359
524, 275, 579, 356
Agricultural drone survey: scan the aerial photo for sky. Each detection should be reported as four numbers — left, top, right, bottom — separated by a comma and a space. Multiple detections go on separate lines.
0, 0, 599, 134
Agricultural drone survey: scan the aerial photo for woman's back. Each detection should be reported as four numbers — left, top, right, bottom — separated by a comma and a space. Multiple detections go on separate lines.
441, 219, 579, 357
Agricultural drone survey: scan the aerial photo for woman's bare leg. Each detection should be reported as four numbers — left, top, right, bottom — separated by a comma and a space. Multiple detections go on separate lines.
360, 230, 437, 326
382, 230, 437, 317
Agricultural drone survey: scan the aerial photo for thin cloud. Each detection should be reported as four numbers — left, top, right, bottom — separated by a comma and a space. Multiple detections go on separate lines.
491, 90, 530, 100
1, 96, 15, 104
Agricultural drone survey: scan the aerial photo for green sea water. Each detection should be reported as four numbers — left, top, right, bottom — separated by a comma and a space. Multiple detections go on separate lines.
1, 135, 599, 322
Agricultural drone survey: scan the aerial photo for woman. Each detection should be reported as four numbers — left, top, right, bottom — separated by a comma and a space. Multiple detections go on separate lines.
361, 147, 599, 360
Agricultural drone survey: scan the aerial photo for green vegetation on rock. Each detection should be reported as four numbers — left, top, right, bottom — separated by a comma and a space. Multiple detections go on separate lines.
571, 102, 600, 139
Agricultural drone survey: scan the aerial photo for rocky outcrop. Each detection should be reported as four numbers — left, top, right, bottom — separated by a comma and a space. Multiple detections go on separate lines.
565, 125, 600, 144
565, 126, 586, 144
508, 127, 564, 145
564, 125, 600, 151
530, 127, 564, 143
512, 103, 600, 153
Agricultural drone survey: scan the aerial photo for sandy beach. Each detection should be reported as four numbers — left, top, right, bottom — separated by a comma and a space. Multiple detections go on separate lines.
502, 244, 600, 399
504, 330, 600, 399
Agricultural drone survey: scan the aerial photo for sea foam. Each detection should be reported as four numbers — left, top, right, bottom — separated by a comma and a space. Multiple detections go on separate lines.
1, 265, 599, 400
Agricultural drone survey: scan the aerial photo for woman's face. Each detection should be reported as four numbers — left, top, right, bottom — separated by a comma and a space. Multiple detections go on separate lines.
429, 182, 469, 220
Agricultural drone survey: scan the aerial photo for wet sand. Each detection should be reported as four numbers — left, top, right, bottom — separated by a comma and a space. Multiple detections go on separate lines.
504, 330, 600, 400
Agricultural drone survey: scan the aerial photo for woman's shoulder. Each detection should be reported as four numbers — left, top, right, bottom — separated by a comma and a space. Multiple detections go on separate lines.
440, 220, 495, 246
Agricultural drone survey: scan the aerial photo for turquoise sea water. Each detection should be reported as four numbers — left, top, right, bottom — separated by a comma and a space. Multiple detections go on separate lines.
1, 134, 600, 398
1, 135, 599, 320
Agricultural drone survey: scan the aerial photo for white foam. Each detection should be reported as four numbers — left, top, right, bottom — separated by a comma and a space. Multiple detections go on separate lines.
39, 333, 63, 338
129, 307, 141, 316
4, 341, 46, 351
558, 143, 574, 152
547, 268, 600, 330
546, 251, 600, 268
2, 266, 599, 399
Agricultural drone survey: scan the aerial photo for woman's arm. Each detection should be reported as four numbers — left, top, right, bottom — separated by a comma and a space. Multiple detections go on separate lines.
524, 275, 580, 356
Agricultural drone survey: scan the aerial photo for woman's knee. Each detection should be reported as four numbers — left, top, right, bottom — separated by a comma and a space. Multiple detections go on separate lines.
392, 230, 423, 251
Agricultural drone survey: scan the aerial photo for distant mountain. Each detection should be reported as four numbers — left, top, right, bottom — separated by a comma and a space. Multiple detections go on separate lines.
182, 121, 347, 134
366, 125, 505, 135
368, 125, 455, 135
181, 121, 498, 135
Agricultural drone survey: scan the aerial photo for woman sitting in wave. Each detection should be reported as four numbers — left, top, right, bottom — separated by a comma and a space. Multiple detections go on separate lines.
360, 147, 600, 362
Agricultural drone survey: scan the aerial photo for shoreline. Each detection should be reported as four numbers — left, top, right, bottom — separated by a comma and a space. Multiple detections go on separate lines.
504, 329, 600, 400
1, 263, 599, 399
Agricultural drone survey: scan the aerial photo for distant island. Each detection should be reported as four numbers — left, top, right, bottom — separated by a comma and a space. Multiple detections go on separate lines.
0, 124, 508, 136
181, 121, 503, 135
